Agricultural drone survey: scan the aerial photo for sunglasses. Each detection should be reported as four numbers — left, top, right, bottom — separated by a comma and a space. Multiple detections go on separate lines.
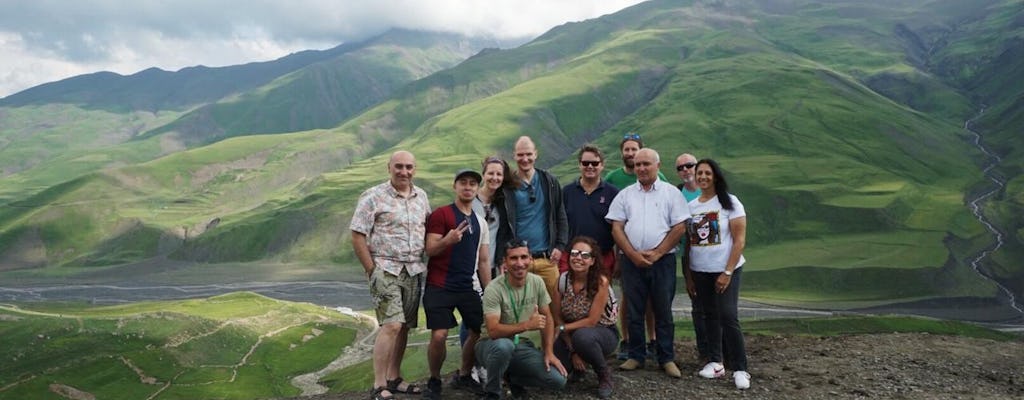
622, 133, 641, 140
676, 163, 696, 171
505, 239, 529, 249
569, 249, 593, 260
526, 184, 536, 203
580, 160, 601, 167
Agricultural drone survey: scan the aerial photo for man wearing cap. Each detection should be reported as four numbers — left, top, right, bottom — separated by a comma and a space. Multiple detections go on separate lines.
422, 169, 493, 399
476, 239, 567, 400
350, 150, 431, 399
495, 136, 568, 299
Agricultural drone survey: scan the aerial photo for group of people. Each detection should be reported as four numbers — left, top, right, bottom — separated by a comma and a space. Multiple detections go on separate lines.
350, 133, 750, 400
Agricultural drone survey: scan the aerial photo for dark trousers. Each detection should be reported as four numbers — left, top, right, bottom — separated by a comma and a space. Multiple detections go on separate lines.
693, 269, 747, 371
620, 253, 676, 364
553, 325, 619, 374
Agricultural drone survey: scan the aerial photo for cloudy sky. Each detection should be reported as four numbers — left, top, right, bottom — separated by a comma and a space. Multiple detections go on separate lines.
0, 0, 645, 98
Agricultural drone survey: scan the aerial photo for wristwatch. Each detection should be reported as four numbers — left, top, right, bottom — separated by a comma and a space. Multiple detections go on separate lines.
723, 270, 733, 276
558, 324, 566, 333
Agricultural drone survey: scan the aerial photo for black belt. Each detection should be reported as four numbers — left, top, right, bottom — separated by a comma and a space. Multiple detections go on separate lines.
531, 251, 550, 259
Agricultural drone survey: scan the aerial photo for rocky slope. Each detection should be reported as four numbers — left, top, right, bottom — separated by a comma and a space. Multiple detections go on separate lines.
289, 332, 1023, 400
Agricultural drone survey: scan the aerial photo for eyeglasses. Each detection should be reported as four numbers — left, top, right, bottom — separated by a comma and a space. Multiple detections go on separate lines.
580, 160, 601, 167
569, 249, 593, 260
623, 133, 641, 140
676, 163, 696, 171
526, 184, 536, 203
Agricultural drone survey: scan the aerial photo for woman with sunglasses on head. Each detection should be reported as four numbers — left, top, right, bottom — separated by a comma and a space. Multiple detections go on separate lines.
550, 236, 619, 399
685, 159, 751, 390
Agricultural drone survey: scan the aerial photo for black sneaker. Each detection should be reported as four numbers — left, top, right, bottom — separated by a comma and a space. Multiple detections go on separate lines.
451, 373, 483, 394
423, 377, 442, 400
509, 383, 529, 400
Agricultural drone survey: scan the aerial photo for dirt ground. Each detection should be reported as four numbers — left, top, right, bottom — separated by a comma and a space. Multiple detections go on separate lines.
291, 332, 1024, 400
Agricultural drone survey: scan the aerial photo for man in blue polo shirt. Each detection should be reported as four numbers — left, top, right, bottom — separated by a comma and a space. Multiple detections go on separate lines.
422, 169, 493, 399
561, 144, 619, 276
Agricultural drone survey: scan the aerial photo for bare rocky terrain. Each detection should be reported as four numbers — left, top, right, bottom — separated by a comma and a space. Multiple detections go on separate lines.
289, 332, 1023, 400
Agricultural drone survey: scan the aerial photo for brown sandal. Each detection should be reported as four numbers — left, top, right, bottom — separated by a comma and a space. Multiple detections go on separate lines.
370, 386, 395, 400
386, 377, 422, 394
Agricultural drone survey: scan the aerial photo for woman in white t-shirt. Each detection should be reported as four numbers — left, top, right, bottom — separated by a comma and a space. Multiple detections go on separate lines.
684, 159, 751, 390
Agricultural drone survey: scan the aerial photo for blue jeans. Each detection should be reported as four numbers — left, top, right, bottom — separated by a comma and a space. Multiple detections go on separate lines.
475, 337, 567, 397
693, 269, 747, 371
620, 253, 676, 364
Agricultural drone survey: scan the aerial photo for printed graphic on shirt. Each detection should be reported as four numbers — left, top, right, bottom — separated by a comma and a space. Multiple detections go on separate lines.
688, 211, 721, 247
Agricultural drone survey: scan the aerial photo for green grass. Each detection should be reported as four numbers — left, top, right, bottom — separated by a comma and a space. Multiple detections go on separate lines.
1, 0, 1021, 306
0, 292, 365, 400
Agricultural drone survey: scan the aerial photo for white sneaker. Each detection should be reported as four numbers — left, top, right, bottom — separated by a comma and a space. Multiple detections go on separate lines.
734, 371, 751, 389
698, 362, 725, 378
472, 365, 487, 383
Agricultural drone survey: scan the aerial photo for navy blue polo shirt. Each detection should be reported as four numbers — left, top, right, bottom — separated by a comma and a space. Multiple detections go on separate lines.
562, 179, 619, 252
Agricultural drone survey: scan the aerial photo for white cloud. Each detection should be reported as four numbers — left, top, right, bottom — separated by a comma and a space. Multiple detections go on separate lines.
0, 0, 645, 97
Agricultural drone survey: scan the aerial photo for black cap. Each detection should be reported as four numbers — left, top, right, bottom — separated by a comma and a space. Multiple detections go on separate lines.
454, 168, 482, 184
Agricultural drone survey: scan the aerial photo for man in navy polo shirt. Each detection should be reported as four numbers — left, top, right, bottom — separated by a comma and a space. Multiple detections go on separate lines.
561, 144, 619, 276
422, 169, 493, 399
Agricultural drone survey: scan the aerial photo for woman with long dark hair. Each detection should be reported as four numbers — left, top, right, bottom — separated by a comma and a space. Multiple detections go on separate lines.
550, 236, 619, 399
472, 156, 515, 276
685, 159, 751, 390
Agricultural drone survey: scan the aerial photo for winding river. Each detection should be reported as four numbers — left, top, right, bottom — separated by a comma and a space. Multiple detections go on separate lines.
964, 109, 1024, 317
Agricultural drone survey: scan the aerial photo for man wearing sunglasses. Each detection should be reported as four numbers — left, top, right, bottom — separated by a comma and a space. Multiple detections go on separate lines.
604, 133, 668, 190
675, 153, 711, 366
495, 136, 568, 301
561, 144, 619, 277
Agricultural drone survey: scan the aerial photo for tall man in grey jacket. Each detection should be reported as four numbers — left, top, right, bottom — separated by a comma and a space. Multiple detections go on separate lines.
495, 136, 568, 299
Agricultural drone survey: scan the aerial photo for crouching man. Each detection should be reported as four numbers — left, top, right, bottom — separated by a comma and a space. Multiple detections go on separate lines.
475, 239, 567, 399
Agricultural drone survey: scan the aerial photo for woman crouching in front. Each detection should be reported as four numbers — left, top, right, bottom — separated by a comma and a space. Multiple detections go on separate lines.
551, 235, 619, 399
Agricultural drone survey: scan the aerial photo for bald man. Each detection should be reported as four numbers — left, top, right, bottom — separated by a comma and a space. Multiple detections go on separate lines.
494, 136, 568, 299
351, 150, 431, 399
607, 148, 690, 378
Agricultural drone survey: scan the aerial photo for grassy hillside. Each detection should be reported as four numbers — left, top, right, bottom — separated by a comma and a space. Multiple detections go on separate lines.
142, 30, 509, 146
0, 0, 1020, 308
0, 292, 366, 400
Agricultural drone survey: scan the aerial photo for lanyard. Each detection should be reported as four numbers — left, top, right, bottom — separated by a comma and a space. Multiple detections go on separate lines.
504, 278, 528, 323
504, 277, 529, 345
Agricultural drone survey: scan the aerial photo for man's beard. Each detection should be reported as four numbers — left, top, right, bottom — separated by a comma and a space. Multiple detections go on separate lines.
623, 157, 634, 168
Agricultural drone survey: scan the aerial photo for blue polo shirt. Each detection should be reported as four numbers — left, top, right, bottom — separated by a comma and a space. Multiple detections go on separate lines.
562, 179, 619, 252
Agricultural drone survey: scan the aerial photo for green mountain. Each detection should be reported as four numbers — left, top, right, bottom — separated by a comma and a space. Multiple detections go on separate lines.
0, 0, 1021, 314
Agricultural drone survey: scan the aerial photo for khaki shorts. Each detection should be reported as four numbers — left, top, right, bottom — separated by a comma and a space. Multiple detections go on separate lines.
369, 267, 422, 327
529, 257, 559, 301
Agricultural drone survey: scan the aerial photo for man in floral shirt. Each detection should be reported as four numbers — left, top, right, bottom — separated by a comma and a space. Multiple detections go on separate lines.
351, 150, 431, 400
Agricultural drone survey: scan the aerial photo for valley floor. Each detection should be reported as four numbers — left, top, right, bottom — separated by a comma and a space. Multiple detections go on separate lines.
295, 332, 1023, 400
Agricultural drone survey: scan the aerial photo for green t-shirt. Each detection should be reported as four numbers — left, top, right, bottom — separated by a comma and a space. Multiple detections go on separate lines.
604, 167, 668, 190
480, 273, 550, 340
